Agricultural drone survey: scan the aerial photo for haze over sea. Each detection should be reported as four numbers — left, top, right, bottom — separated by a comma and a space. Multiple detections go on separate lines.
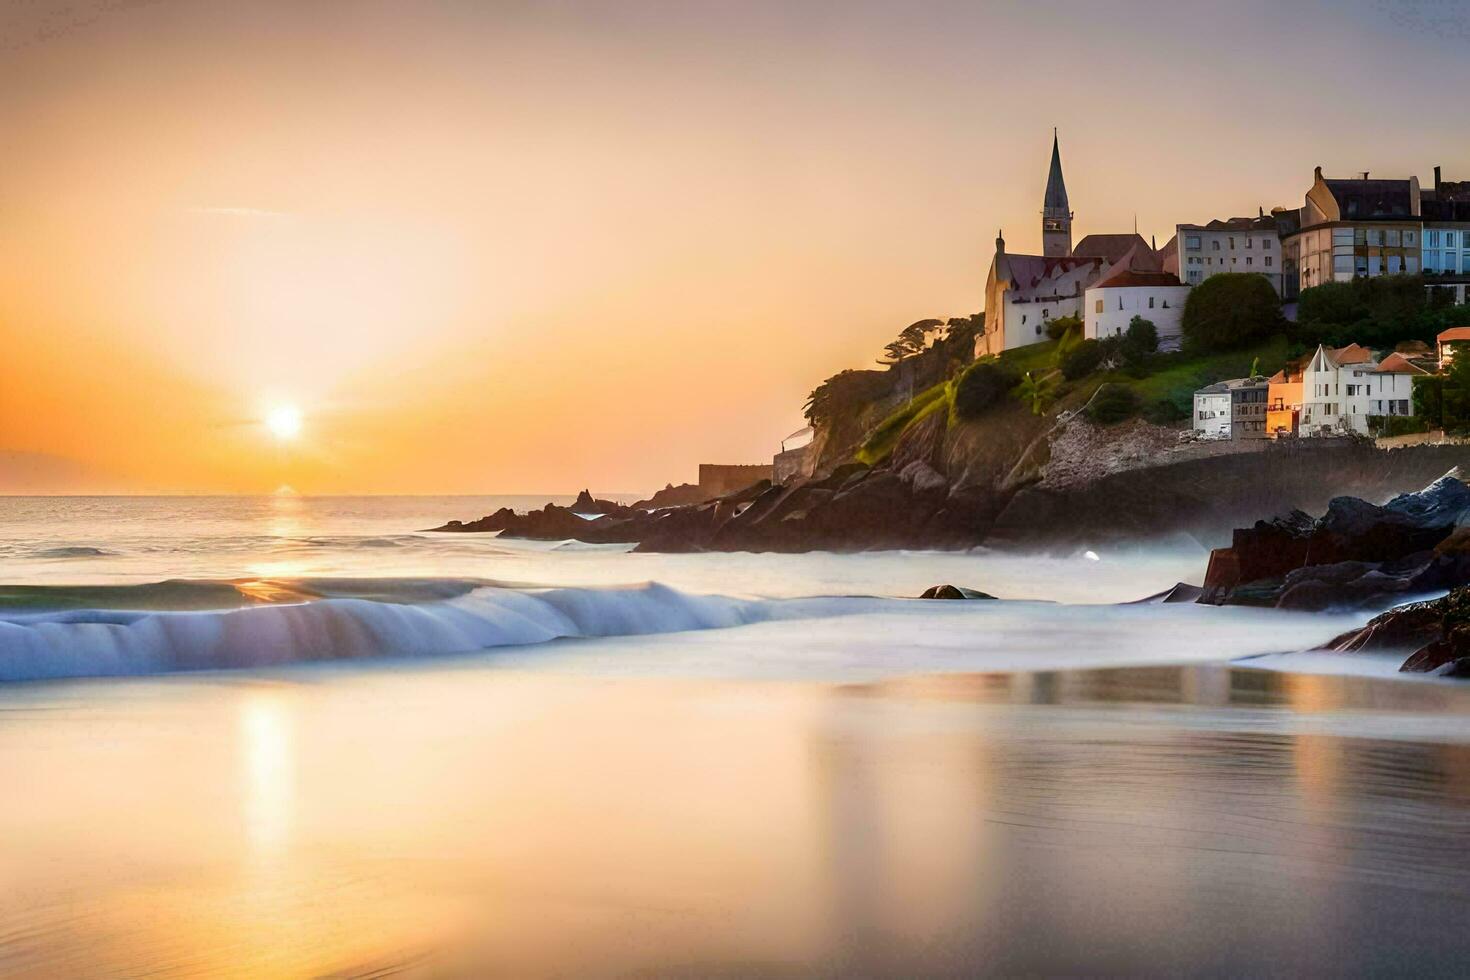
3, 494, 1470, 975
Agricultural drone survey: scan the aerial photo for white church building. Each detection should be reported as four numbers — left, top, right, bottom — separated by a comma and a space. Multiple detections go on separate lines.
977, 133, 1172, 356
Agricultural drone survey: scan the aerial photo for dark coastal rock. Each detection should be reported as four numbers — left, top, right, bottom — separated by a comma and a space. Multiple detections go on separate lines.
1200, 474, 1470, 609
1130, 582, 1205, 604
1316, 586, 1470, 676
918, 585, 996, 600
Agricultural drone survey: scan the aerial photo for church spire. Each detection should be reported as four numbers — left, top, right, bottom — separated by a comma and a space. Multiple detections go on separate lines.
1043, 128, 1069, 214
1041, 129, 1073, 257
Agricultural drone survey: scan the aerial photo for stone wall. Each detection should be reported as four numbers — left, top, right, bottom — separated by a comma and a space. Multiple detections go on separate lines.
991, 438, 1470, 551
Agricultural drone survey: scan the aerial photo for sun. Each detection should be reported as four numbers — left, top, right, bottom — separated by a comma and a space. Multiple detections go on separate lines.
265, 405, 303, 441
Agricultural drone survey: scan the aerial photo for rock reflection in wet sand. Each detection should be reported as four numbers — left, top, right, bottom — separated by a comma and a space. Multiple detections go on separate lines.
0, 663, 1469, 976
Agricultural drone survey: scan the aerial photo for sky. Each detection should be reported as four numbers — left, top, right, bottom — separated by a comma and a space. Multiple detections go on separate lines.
2, 0, 1469, 494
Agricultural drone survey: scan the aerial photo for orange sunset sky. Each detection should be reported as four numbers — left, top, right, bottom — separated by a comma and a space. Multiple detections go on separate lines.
2, 0, 1468, 493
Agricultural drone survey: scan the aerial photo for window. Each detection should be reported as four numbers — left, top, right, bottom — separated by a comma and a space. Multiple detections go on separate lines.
1245, 237, 1253, 248
1211, 240, 1221, 251
1448, 232, 1458, 248
1406, 231, 1416, 246
1095, 299, 1103, 314
1186, 236, 1201, 250
1247, 257, 1253, 266
1387, 229, 1401, 247
1265, 256, 1273, 267
1042, 309, 1049, 319
1117, 297, 1123, 311
1228, 237, 1236, 248
1368, 229, 1384, 246
1429, 231, 1441, 247
1263, 238, 1272, 249
1148, 296, 1155, 308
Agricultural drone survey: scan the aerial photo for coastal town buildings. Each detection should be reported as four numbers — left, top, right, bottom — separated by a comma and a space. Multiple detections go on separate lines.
1280, 168, 1422, 299
1439, 326, 1470, 368
1192, 377, 1268, 439
1083, 266, 1189, 346
1175, 212, 1284, 293
977, 133, 1164, 356
1266, 359, 1306, 437
1295, 343, 1423, 436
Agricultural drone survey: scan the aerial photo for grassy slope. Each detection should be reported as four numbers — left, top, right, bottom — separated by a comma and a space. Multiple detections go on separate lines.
848, 334, 1289, 471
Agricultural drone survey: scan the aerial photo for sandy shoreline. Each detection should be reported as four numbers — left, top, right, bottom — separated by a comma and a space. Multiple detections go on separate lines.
3, 648, 1470, 977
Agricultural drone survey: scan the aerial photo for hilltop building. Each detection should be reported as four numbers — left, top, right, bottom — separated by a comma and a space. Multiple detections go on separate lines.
1281, 168, 1423, 298
1083, 264, 1189, 347
1175, 211, 1283, 293
977, 133, 1164, 356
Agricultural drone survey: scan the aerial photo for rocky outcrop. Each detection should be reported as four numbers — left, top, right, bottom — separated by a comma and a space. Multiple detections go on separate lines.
918, 585, 996, 599
1322, 587, 1470, 675
633, 483, 710, 510
429, 427, 1470, 555
1199, 473, 1470, 610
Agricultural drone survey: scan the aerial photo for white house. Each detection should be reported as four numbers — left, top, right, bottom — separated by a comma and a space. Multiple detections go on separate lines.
1300, 343, 1423, 436
1175, 212, 1284, 293
1193, 382, 1233, 438
1084, 267, 1189, 348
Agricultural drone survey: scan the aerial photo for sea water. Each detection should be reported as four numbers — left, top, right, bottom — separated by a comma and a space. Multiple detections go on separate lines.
2, 495, 1469, 975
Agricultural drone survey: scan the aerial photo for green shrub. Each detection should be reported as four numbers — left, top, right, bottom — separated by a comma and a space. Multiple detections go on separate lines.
1060, 339, 1104, 380
1121, 316, 1159, 362
1045, 315, 1082, 341
951, 361, 1017, 420
1182, 273, 1285, 352
1085, 383, 1139, 424
1370, 415, 1432, 437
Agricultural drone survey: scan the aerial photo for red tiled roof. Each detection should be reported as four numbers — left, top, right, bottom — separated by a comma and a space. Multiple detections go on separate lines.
1438, 327, 1470, 343
1331, 343, 1374, 365
1091, 268, 1184, 289
1374, 352, 1429, 375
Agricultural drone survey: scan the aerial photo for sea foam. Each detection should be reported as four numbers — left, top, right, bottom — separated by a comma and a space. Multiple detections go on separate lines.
0, 581, 804, 682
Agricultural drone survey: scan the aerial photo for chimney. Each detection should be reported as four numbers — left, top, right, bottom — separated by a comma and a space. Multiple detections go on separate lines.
1151, 234, 1157, 250
1258, 205, 1264, 218
1314, 165, 1323, 181
1361, 171, 1370, 181
1435, 165, 1442, 190
995, 229, 1005, 254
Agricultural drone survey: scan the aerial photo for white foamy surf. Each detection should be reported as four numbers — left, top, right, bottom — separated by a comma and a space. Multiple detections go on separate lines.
0, 580, 854, 682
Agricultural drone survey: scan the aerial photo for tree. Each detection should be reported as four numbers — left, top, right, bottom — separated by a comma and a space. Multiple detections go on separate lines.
1120, 316, 1159, 363
878, 318, 944, 364
1015, 371, 1056, 416
952, 361, 1017, 420
1181, 273, 1285, 352
804, 369, 890, 427
1060, 339, 1104, 380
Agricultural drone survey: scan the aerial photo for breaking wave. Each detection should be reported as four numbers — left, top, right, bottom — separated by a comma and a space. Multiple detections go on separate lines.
0, 578, 814, 683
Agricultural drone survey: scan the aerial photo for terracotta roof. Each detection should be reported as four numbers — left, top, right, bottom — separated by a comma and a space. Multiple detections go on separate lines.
1438, 327, 1470, 343
1374, 352, 1429, 375
1091, 268, 1184, 289
1331, 343, 1374, 365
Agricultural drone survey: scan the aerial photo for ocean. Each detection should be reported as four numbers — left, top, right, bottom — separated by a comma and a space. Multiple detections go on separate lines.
2, 495, 1469, 975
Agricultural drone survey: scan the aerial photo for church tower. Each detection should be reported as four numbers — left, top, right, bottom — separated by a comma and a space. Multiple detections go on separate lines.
1041, 129, 1073, 257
